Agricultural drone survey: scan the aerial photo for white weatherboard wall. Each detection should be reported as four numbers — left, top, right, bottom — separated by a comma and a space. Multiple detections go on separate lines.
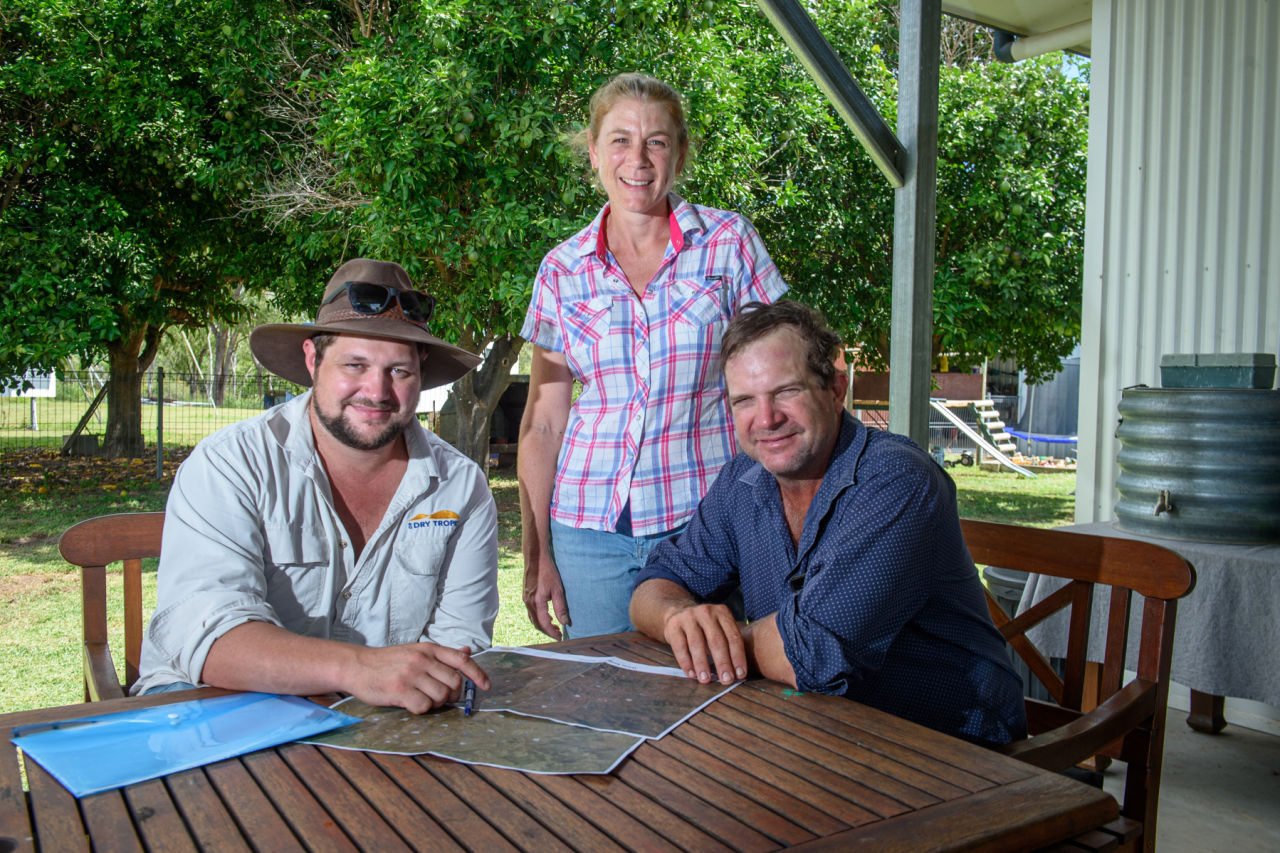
1076, 0, 1280, 524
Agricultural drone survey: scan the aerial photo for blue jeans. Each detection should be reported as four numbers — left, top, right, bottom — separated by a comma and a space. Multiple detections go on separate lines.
549, 518, 684, 639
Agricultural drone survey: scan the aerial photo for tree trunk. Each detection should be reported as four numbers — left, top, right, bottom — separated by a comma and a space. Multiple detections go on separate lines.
446, 334, 523, 471
210, 323, 241, 406
101, 322, 162, 458
210, 284, 245, 406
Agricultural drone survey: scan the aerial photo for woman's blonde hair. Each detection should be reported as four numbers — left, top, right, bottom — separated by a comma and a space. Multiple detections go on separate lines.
571, 73, 690, 161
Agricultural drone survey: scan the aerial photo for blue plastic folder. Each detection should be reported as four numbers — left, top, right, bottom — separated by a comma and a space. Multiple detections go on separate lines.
11, 693, 359, 797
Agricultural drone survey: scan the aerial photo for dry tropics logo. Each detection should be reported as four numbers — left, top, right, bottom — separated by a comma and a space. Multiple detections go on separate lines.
407, 510, 460, 530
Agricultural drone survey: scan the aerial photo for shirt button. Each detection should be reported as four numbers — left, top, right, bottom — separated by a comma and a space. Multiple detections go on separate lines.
342, 590, 353, 600
340, 540, 348, 549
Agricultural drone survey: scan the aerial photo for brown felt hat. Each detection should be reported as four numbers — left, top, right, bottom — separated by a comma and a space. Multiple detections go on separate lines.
249, 258, 481, 391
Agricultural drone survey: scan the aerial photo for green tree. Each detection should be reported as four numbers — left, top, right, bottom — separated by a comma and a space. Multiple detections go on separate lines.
252, 0, 892, 464
0, 0, 320, 456
260, 1, 1087, 472
774, 17, 1090, 383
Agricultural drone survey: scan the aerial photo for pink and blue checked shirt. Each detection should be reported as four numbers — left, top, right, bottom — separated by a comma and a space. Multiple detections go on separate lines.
521, 194, 788, 536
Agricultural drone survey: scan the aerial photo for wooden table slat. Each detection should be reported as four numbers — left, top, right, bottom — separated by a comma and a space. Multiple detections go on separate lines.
122, 778, 199, 853
710, 700, 953, 808
789, 773, 1118, 853
673, 719, 901, 825
643, 734, 838, 841
471, 767, 636, 852
204, 760, 307, 852
163, 768, 253, 852
418, 758, 571, 851
241, 749, 360, 852
734, 683, 1029, 786
278, 745, 412, 852
317, 747, 463, 852
620, 749, 799, 851
0, 730, 35, 853
23, 761, 88, 853
370, 754, 517, 852
78, 790, 144, 853
688, 711, 921, 819
575, 770, 749, 853
719, 690, 982, 802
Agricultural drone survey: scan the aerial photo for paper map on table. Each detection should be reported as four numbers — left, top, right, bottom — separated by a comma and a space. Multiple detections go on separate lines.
301, 647, 739, 774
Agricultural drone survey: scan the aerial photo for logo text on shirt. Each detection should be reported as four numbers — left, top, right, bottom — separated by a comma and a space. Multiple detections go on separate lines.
408, 510, 460, 530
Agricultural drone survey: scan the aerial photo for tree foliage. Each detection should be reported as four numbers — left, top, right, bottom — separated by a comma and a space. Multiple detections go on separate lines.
2, 0, 1089, 461
252, 0, 902, 462
762, 15, 1090, 384
0, 0, 321, 455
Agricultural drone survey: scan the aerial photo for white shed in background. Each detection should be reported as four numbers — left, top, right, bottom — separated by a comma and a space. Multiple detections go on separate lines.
1073, 0, 1280, 523
944, 0, 1280, 522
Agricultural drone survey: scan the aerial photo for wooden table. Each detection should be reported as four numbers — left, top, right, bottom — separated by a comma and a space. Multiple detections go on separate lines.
0, 633, 1118, 852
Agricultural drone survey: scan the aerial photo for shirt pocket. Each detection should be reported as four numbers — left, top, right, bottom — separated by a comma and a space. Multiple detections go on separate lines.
262, 527, 333, 637
559, 295, 616, 376
388, 537, 449, 644
666, 278, 730, 389
670, 277, 728, 328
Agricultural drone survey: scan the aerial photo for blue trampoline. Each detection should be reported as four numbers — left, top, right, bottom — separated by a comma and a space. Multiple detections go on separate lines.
1006, 428, 1077, 445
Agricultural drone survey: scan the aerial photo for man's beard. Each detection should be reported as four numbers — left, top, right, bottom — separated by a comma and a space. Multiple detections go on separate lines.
313, 398, 408, 451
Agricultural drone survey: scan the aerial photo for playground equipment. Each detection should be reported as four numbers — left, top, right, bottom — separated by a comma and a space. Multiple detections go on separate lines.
929, 400, 1035, 478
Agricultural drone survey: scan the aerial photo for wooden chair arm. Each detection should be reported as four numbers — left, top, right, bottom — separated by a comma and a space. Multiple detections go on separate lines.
83, 643, 126, 702
1002, 679, 1158, 771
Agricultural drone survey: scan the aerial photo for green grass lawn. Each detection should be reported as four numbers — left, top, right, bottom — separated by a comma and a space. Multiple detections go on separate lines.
0, 451, 1073, 714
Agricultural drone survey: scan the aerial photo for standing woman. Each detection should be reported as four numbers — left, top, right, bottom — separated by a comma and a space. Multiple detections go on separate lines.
518, 73, 788, 639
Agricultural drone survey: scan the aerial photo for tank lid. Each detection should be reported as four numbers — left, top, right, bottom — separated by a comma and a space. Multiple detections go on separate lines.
1160, 352, 1275, 368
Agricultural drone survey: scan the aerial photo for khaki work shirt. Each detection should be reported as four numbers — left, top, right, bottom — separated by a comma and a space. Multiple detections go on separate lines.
134, 393, 498, 694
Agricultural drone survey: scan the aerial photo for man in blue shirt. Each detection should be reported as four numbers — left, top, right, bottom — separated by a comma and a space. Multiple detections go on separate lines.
630, 300, 1026, 746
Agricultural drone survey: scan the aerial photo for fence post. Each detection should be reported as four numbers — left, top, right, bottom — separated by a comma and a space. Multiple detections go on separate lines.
155, 367, 164, 480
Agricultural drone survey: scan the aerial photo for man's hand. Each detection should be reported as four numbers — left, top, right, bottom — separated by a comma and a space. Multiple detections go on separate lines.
345, 643, 491, 715
522, 552, 569, 640
662, 603, 748, 685
632, 578, 747, 685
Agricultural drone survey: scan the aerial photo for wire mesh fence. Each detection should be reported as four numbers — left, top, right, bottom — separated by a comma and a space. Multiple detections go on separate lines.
0, 369, 304, 455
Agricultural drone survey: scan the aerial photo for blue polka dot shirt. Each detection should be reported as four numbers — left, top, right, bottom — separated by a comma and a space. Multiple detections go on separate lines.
636, 412, 1027, 746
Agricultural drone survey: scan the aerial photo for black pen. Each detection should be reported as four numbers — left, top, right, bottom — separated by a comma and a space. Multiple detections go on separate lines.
463, 678, 476, 716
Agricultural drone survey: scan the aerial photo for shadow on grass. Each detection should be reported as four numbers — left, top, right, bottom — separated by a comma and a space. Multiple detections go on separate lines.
958, 490, 1076, 528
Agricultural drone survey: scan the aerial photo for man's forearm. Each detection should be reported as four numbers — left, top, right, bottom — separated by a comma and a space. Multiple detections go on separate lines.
630, 578, 699, 641
742, 613, 798, 689
200, 621, 358, 694
200, 621, 489, 714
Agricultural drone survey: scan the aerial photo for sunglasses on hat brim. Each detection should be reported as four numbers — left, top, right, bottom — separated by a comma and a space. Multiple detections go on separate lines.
321, 281, 436, 325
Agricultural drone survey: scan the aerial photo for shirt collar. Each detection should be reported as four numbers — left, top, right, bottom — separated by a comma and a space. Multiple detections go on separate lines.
825, 411, 868, 488
578, 193, 703, 261
738, 410, 868, 498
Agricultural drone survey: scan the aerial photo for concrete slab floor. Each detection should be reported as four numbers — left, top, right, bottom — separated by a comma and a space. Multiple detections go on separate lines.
1102, 696, 1280, 852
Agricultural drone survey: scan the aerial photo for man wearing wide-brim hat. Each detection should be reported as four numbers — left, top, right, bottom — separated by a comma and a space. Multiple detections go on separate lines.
134, 259, 498, 712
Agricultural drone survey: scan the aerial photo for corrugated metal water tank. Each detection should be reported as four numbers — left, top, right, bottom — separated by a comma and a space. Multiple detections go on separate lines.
1115, 388, 1280, 544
